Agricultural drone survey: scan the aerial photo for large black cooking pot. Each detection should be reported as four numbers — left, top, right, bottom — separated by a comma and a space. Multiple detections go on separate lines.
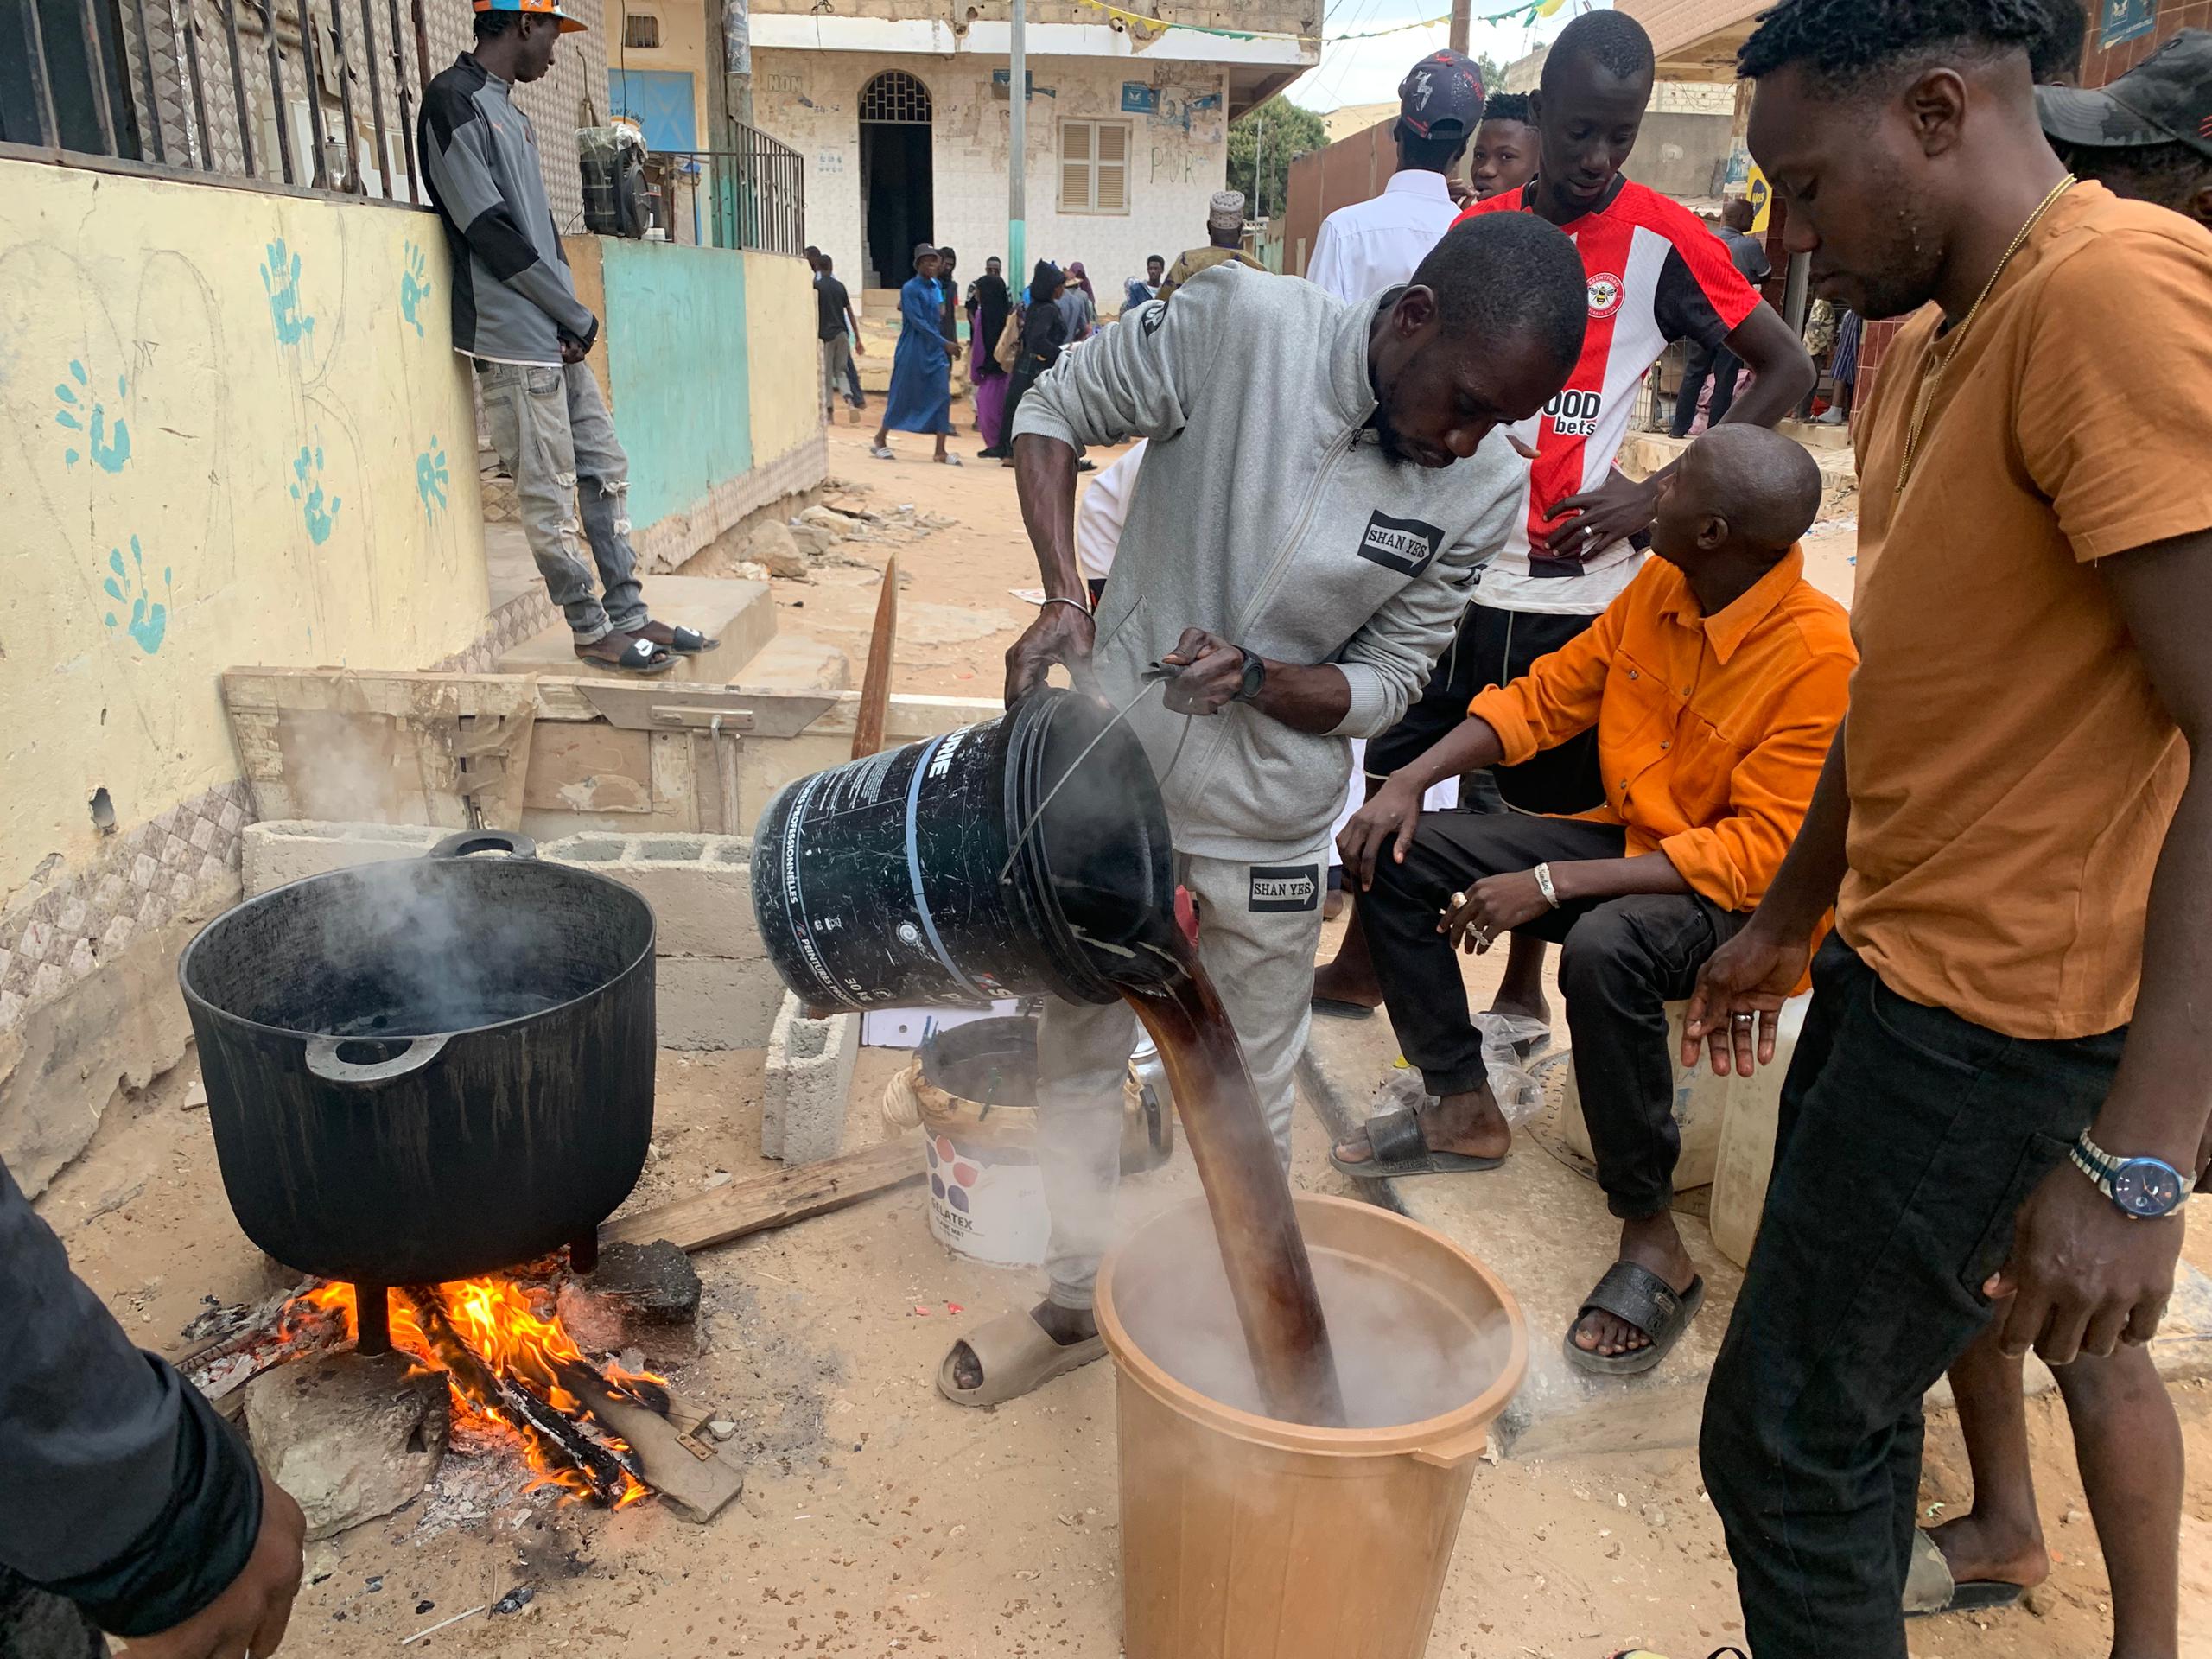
179, 831, 655, 1319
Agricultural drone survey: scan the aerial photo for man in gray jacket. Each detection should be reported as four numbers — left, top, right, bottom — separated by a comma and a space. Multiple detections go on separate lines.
938, 213, 1587, 1404
418, 0, 709, 675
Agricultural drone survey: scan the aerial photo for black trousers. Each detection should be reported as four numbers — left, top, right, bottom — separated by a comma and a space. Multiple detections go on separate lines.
1363, 812, 1745, 1217
1672, 341, 1745, 437
1700, 938, 2127, 1657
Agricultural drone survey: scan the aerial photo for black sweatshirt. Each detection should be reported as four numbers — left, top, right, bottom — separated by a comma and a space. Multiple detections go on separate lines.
0, 1156, 261, 1636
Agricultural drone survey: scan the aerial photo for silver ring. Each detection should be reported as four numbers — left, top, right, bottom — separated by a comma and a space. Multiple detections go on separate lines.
1733, 1012, 1754, 1024
1473, 927, 1492, 946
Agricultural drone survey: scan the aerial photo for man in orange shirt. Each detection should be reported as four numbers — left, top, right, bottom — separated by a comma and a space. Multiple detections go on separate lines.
1674, 3, 2212, 1656
1333, 424, 1853, 1375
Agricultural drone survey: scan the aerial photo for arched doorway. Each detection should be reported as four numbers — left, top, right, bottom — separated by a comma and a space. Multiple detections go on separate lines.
858, 71, 933, 289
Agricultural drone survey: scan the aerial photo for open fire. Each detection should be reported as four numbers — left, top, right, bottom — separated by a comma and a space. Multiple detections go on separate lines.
285, 1271, 660, 1509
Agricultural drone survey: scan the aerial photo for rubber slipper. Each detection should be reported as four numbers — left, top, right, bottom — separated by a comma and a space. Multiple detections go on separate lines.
936, 454, 963, 467
575, 636, 676, 675
630, 620, 715, 654
1563, 1261, 1705, 1376
870, 444, 895, 459
936, 1309, 1105, 1409
1309, 995, 1377, 1020
1904, 1529, 2028, 1617
1326, 1105, 1504, 1179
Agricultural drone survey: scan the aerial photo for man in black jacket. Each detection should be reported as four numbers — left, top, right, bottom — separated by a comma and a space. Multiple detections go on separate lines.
1, 1154, 303, 1656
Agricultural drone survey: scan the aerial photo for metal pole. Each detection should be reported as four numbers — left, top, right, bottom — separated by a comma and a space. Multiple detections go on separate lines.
328, 0, 363, 191
19, 0, 61, 149
74, 0, 121, 152
260, 0, 296, 183
175, 0, 213, 165
356, 0, 392, 196
298, 0, 333, 188
385, 0, 416, 200
1008, 0, 1025, 283
1448, 0, 1470, 54
127, 0, 166, 160
221, 0, 257, 175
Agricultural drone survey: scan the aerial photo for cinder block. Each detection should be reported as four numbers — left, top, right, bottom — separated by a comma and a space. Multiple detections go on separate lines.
762, 991, 858, 1164
242, 822, 444, 897
537, 833, 760, 960
658, 954, 787, 1052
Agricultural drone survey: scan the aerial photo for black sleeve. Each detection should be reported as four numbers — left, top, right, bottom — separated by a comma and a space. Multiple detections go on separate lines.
0, 1157, 262, 1637
1653, 245, 1738, 353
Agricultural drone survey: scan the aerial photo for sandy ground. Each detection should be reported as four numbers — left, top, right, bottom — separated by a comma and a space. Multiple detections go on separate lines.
33, 417, 2212, 1657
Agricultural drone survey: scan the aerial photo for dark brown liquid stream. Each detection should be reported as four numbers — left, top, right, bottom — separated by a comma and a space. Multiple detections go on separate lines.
1117, 929, 1345, 1427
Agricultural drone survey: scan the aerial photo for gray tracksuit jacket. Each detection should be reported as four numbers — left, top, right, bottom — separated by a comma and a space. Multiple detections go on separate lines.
1012, 265, 1523, 861
418, 54, 598, 365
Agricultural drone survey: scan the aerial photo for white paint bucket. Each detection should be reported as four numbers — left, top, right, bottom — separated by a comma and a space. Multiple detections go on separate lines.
923, 1124, 1052, 1270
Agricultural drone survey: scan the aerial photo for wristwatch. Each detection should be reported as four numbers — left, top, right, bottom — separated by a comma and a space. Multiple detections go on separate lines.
2069, 1130, 2195, 1219
1231, 649, 1267, 704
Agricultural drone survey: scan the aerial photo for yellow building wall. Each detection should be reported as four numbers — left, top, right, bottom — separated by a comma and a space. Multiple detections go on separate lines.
0, 158, 489, 899
744, 250, 823, 471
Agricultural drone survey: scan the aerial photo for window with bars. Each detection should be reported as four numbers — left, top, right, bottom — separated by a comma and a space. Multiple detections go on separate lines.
858, 69, 932, 124
1058, 118, 1129, 214
622, 11, 662, 47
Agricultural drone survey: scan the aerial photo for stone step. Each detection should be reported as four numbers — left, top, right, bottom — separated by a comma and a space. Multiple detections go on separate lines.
497, 575, 777, 684
734, 634, 852, 694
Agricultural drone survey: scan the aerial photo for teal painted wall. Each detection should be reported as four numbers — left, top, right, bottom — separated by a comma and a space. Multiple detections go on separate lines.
599, 238, 752, 530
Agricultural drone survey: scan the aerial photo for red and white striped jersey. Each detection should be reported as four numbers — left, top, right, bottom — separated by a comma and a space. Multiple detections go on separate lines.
1456, 178, 1762, 613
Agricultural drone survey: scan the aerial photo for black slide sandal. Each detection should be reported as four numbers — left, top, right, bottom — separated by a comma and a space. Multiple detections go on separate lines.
1904, 1530, 2027, 1618
1564, 1261, 1706, 1376
1326, 1105, 1505, 1179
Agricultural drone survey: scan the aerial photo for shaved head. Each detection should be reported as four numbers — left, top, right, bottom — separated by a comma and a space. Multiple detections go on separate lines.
1682, 424, 1824, 552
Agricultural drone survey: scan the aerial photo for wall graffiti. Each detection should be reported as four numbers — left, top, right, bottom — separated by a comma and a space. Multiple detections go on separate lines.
54, 360, 131, 472
290, 442, 343, 543
400, 241, 433, 338
417, 436, 451, 521
261, 238, 317, 346
101, 535, 170, 653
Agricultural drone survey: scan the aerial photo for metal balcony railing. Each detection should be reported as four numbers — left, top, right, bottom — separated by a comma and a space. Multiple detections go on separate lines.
655, 130, 807, 258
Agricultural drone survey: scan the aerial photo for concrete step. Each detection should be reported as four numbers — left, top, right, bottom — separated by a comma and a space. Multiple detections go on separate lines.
734, 633, 852, 694
498, 575, 777, 683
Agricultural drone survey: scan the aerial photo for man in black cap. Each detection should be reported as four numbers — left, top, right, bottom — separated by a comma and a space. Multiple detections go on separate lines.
1305, 49, 1486, 302
2040, 29, 2212, 229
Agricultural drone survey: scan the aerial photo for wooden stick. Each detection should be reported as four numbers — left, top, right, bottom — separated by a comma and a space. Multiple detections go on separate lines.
397, 1288, 641, 1504
850, 556, 898, 761
601, 1138, 920, 1255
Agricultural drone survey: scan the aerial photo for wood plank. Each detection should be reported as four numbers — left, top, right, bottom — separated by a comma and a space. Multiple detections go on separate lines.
601, 1138, 921, 1254
851, 556, 898, 761
566, 1371, 745, 1524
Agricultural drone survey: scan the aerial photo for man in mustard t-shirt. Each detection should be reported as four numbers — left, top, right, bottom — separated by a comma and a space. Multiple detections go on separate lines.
1668, 3, 2212, 1656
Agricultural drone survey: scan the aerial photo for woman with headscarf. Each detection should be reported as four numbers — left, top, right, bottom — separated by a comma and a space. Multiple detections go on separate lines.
873, 243, 958, 465
1058, 261, 1098, 343
968, 255, 1013, 456
989, 260, 1066, 467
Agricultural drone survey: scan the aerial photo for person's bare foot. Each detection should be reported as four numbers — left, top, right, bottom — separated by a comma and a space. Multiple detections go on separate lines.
1332, 1085, 1510, 1166
1923, 1510, 2050, 1594
1572, 1212, 1698, 1359
1310, 957, 1382, 1010
947, 1300, 1096, 1392
1484, 990, 1551, 1026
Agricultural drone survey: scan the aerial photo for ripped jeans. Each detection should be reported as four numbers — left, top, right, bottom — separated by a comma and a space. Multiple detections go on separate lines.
476, 359, 647, 644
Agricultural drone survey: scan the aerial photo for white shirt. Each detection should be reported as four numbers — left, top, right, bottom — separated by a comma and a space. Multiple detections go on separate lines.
1075, 439, 1145, 582
1303, 170, 1461, 303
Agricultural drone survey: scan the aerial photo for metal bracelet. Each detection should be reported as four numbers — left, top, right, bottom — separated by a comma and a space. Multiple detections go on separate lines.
1533, 862, 1560, 909
1040, 595, 1092, 618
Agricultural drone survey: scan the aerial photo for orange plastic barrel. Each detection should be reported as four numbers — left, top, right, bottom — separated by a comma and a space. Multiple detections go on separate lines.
1095, 1194, 1528, 1659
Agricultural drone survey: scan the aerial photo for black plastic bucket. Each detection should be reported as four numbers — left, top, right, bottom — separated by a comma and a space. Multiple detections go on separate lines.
752, 689, 1174, 1008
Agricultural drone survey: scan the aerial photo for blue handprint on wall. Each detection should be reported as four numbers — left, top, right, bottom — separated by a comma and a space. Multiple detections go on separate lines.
289, 445, 341, 543
261, 239, 316, 347
400, 241, 432, 338
416, 437, 451, 522
102, 537, 171, 654
54, 361, 131, 473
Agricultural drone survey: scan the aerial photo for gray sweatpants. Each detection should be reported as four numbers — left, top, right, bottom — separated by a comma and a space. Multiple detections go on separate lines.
476, 359, 647, 645
1037, 839, 1329, 1311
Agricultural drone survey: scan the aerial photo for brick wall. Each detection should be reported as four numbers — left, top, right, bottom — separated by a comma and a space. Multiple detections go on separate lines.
2077, 0, 2212, 86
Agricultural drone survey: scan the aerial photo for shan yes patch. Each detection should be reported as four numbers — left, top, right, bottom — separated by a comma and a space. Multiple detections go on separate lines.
1356, 510, 1445, 576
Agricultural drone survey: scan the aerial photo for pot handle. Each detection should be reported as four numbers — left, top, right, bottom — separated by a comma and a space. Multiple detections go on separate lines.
1408, 1425, 1496, 1471
428, 830, 538, 861
303, 1034, 451, 1085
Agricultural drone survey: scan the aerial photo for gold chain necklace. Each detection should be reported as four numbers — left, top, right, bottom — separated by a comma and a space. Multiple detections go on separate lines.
1894, 174, 2075, 493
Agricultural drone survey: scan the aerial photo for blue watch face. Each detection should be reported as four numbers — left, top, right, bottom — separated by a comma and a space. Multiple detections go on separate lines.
2111, 1158, 2185, 1218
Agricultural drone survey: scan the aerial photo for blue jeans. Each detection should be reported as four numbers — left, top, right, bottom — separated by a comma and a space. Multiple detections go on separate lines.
476, 360, 646, 644
1700, 938, 2127, 1656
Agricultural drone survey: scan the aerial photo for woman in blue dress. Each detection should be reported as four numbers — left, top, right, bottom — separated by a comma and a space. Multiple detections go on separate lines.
872, 243, 959, 465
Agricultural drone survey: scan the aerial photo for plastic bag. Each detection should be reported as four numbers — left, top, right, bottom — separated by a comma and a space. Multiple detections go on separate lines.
1378, 1010, 1555, 1132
